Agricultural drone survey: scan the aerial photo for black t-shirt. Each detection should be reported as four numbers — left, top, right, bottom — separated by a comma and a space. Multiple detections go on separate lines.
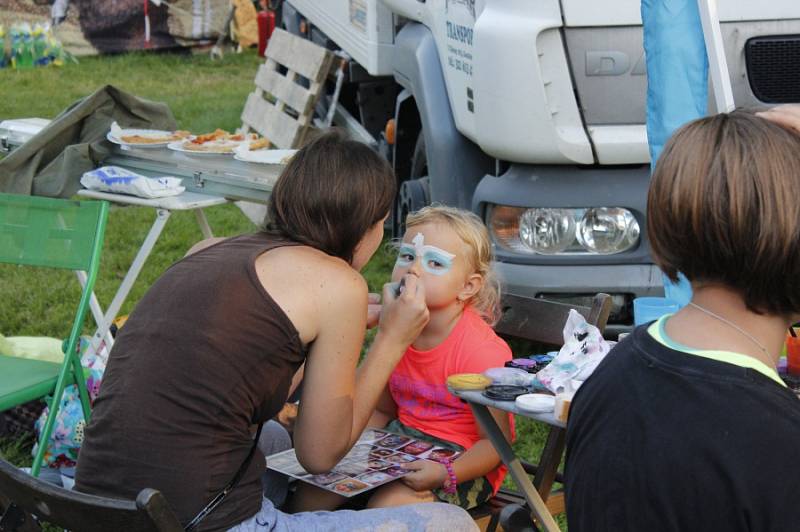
565, 324, 800, 532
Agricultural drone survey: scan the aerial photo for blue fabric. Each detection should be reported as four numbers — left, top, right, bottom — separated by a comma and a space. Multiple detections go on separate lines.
641, 0, 709, 168
229, 497, 478, 532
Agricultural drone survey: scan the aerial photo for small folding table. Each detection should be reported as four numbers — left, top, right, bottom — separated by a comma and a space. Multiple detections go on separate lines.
76, 189, 228, 355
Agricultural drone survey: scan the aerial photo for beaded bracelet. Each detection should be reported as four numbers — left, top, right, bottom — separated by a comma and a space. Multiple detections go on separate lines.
442, 459, 458, 495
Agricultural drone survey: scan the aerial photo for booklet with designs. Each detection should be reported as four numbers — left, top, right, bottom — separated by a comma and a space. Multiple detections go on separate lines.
265, 429, 461, 497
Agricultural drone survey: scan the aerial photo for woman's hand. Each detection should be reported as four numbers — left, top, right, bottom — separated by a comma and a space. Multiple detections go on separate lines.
376, 274, 429, 351
757, 104, 800, 134
366, 292, 382, 329
400, 459, 448, 492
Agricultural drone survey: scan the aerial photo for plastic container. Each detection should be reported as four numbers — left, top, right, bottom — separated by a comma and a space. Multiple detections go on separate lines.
0, 26, 7, 69
633, 297, 680, 326
662, 272, 692, 308
786, 335, 800, 376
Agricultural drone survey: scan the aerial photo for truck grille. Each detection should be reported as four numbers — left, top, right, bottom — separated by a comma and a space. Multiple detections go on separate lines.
745, 35, 800, 103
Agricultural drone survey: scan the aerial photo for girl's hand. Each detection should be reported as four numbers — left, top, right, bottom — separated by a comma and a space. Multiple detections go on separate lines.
377, 274, 429, 350
400, 459, 448, 492
366, 292, 382, 329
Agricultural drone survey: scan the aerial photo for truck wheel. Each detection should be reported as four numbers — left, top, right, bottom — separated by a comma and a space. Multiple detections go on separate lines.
393, 133, 431, 237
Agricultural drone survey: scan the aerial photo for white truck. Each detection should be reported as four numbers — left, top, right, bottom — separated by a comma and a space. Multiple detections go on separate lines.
279, 0, 800, 333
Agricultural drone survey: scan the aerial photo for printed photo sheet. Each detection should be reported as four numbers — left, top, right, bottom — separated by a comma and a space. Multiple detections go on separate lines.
265, 429, 461, 497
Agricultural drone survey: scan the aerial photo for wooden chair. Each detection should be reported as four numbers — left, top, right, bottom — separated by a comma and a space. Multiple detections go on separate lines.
0, 457, 183, 532
0, 194, 108, 477
472, 292, 612, 531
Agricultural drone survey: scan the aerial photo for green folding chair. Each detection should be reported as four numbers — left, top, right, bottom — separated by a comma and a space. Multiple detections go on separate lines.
0, 193, 108, 477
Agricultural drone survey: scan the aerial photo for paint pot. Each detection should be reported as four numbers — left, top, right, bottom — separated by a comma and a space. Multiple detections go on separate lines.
446, 373, 492, 391
483, 367, 533, 387
482, 384, 529, 401
515, 393, 556, 414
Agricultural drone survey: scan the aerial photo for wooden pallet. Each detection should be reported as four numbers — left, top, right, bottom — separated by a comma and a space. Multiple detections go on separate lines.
241, 29, 335, 149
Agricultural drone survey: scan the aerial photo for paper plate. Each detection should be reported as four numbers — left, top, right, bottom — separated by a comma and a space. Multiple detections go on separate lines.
106, 130, 184, 149
233, 145, 297, 165
515, 393, 556, 413
167, 140, 235, 156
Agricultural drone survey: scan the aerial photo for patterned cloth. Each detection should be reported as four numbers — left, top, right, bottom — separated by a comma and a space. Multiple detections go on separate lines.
385, 420, 493, 511
32, 337, 106, 468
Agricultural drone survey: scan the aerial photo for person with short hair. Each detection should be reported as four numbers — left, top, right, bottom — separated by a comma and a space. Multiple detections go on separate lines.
75, 131, 478, 531
565, 110, 800, 531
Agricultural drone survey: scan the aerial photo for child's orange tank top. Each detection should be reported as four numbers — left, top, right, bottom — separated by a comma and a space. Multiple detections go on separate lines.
388, 307, 514, 493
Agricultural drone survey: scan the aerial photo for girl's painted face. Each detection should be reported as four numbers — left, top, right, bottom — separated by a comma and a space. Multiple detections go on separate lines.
395, 233, 456, 276
391, 222, 476, 311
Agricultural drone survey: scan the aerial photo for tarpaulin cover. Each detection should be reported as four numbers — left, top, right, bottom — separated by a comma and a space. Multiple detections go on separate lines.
0, 85, 177, 197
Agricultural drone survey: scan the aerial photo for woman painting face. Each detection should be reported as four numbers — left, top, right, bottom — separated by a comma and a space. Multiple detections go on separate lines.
351, 214, 389, 271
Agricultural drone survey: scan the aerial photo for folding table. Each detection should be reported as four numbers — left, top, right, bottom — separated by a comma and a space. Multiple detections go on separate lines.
76, 189, 228, 355
452, 388, 564, 532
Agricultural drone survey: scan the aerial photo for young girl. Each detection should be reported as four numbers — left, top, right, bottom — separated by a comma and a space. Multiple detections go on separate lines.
367, 205, 514, 510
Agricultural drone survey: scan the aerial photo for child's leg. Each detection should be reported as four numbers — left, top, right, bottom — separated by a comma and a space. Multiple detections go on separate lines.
288, 482, 348, 512
366, 480, 437, 508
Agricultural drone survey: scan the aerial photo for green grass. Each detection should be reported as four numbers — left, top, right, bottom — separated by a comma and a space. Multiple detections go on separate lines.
0, 50, 565, 529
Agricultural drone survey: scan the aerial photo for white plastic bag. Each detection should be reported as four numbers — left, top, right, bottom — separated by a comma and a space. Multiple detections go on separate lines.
535, 309, 615, 394
80, 166, 185, 199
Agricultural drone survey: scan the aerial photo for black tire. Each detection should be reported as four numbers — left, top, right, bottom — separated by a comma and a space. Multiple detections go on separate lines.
393, 132, 431, 237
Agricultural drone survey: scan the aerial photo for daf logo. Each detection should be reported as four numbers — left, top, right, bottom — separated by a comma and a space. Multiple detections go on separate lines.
585, 51, 647, 76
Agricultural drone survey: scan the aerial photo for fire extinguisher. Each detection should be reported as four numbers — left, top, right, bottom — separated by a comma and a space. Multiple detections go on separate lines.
257, 10, 276, 57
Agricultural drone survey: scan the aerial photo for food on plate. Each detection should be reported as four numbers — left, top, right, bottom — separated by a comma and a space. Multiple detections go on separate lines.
248, 137, 272, 151
181, 129, 258, 153
119, 130, 191, 144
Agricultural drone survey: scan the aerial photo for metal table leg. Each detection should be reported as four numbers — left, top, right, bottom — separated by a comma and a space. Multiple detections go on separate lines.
88, 208, 171, 354
194, 208, 214, 239
468, 403, 561, 532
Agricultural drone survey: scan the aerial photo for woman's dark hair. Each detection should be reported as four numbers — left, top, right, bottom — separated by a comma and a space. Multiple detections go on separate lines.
265, 130, 396, 263
648, 110, 800, 315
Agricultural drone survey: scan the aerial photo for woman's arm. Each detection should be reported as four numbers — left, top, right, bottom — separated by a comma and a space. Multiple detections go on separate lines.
294, 273, 428, 473
401, 407, 511, 491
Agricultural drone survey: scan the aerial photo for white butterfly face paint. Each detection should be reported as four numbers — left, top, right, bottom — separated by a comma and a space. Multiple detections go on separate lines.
394, 232, 456, 276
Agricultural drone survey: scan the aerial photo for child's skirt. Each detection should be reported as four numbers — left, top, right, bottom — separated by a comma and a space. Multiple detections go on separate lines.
384, 419, 494, 510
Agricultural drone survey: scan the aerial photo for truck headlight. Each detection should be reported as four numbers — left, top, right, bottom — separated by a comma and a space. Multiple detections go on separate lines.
577, 208, 640, 254
488, 205, 640, 255
519, 208, 576, 254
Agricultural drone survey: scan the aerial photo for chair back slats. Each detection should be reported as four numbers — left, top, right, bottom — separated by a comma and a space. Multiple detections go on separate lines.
494, 293, 613, 345
0, 459, 183, 532
0, 194, 107, 272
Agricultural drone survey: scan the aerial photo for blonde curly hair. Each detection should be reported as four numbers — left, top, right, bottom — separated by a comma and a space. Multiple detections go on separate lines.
405, 205, 501, 325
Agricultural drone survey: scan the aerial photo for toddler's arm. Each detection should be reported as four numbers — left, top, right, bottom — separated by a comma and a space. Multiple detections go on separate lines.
367, 385, 397, 428
401, 407, 510, 491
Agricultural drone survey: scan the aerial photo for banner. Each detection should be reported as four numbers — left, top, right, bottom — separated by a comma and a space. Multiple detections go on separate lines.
1, 0, 234, 56
641, 0, 709, 167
